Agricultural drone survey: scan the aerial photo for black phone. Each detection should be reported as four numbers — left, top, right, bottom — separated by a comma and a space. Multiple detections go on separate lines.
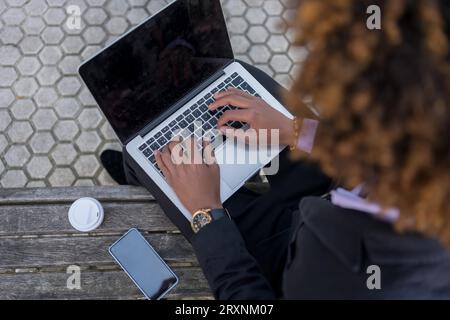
109, 228, 179, 299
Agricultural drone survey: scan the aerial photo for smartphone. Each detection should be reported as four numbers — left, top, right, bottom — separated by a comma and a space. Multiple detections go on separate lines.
109, 228, 179, 300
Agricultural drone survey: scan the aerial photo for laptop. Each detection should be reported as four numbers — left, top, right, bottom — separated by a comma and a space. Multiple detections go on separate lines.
78, 0, 292, 221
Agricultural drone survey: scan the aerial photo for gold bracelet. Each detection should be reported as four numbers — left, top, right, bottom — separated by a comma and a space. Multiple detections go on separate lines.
290, 116, 300, 151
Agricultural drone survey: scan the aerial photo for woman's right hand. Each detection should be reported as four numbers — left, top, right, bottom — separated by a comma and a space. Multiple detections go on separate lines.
208, 88, 295, 146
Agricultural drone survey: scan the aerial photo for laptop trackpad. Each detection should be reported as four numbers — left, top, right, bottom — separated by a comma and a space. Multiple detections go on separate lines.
216, 143, 261, 190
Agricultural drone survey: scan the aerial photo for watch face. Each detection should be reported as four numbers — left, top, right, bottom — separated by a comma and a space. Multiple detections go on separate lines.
192, 212, 212, 233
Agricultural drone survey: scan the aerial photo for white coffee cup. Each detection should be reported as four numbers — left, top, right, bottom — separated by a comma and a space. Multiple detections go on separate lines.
68, 197, 104, 232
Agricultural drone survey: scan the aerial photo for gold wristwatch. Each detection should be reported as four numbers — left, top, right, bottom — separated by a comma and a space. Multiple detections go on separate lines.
191, 208, 230, 233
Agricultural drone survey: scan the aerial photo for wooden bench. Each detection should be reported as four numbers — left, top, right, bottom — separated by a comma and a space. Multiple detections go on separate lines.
0, 186, 213, 300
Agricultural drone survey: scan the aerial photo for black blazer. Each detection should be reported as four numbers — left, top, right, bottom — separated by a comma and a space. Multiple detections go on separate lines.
191, 197, 450, 299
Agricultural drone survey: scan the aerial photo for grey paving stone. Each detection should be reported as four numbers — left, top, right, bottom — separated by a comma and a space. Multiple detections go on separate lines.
0, 67, 18, 87
13, 77, 39, 97
56, 77, 82, 96
78, 108, 103, 129
99, 121, 118, 140
247, 25, 269, 43
19, 36, 44, 55
42, 26, 65, 45
54, 97, 82, 118
0, 134, 9, 155
48, 168, 76, 187
37, 66, 61, 86
53, 120, 80, 141
26, 180, 47, 187
223, 0, 247, 16
270, 54, 292, 73
245, 8, 267, 25
74, 179, 96, 187
0, 45, 21, 66
227, 17, 248, 34
43, 8, 66, 26
263, 1, 284, 16
87, 0, 108, 6
1, 7, 26, 26
75, 130, 102, 153
10, 99, 37, 120
81, 45, 102, 60
29, 132, 56, 154
127, 7, 148, 25
34, 87, 59, 107
61, 36, 86, 55
17, 56, 42, 76
97, 168, 117, 186
78, 87, 97, 106
84, 7, 108, 25
265, 16, 285, 34
267, 34, 289, 53
51, 143, 78, 165
249, 44, 271, 63
39, 46, 63, 65
107, 0, 130, 16
230, 35, 251, 54
0, 159, 4, 178
1, 170, 28, 188
73, 154, 101, 177
58, 56, 82, 75
26, 156, 53, 179
32, 108, 58, 130
106, 17, 129, 35
0, 26, 24, 45
0, 110, 12, 131
146, 0, 170, 15
288, 46, 308, 63
47, 0, 68, 7
83, 26, 106, 44
24, 0, 48, 17
21, 17, 46, 35
0, 88, 15, 108
7, 121, 34, 144
4, 145, 31, 167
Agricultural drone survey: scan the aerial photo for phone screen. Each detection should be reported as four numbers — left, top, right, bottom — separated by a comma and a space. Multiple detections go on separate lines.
109, 229, 178, 299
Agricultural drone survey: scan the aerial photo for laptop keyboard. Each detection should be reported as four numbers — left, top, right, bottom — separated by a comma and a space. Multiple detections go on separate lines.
138, 72, 261, 177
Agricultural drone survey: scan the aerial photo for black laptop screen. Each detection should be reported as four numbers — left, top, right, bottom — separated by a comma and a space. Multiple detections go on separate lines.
79, 0, 234, 143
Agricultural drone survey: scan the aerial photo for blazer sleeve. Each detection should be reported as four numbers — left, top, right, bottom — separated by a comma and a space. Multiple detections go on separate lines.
190, 218, 277, 300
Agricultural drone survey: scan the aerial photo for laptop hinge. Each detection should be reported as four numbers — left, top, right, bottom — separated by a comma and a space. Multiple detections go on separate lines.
136, 68, 227, 141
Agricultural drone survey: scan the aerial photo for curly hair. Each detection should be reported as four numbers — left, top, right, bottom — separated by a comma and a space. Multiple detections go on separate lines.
286, 0, 450, 244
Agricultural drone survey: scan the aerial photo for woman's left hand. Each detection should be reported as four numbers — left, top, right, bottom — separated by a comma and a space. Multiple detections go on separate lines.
155, 138, 222, 215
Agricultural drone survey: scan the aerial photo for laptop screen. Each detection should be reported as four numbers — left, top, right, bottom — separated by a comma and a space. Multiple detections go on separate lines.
79, 0, 234, 143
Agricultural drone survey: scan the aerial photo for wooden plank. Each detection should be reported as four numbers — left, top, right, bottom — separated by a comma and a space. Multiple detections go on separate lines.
0, 268, 212, 300
0, 234, 197, 269
0, 186, 155, 204
0, 202, 176, 236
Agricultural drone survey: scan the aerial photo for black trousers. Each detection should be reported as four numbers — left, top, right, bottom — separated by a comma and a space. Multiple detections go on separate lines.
122, 61, 332, 294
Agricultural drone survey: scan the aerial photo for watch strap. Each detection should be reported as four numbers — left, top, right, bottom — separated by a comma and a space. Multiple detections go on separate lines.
210, 208, 230, 221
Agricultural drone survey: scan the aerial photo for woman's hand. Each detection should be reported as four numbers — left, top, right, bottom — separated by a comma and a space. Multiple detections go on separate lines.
208, 88, 294, 146
155, 138, 222, 215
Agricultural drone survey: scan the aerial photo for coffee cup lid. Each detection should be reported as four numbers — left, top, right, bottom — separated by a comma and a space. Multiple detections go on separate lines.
68, 197, 104, 232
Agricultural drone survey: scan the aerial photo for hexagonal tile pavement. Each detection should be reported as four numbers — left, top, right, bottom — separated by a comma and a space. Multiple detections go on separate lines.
0, 0, 302, 188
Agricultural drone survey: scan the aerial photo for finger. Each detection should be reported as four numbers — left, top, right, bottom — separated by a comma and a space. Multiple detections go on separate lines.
161, 146, 176, 175
155, 150, 172, 181
217, 109, 252, 127
183, 137, 202, 165
208, 94, 253, 111
203, 140, 217, 166
224, 127, 260, 145
215, 87, 254, 100
167, 140, 184, 165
